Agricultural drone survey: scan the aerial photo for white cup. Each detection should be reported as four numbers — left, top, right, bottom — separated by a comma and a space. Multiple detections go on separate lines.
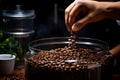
0, 54, 16, 75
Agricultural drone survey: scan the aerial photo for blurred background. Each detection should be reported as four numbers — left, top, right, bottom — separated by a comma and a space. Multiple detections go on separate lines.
1, 0, 120, 48
0, 0, 120, 73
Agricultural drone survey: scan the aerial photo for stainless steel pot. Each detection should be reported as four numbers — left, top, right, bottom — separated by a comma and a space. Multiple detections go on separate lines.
28, 37, 108, 53
2, 5, 36, 69
25, 37, 110, 80
2, 5, 35, 35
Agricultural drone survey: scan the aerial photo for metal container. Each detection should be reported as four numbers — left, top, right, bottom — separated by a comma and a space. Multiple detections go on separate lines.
25, 37, 110, 80
2, 5, 35, 35
2, 5, 36, 69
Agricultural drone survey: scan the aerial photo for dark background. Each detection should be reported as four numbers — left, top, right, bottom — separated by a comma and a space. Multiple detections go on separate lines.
1, 0, 120, 49
1, 0, 120, 48
1, 0, 120, 74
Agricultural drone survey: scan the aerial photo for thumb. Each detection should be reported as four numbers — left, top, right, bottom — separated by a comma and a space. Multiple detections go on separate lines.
72, 13, 93, 32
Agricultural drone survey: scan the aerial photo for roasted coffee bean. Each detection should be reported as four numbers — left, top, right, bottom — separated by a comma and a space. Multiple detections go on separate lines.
26, 45, 103, 72
26, 36, 109, 80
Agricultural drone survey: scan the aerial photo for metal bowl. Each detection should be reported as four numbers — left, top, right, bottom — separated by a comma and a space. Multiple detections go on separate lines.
28, 37, 109, 54
25, 37, 109, 80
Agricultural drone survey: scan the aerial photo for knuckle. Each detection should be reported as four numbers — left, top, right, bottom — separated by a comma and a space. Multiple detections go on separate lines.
65, 9, 69, 14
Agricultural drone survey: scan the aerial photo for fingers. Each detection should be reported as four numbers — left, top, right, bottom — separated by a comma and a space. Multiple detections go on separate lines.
65, 0, 98, 32
65, 2, 75, 32
68, 2, 82, 30
72, 13, 93, 32
65, 0, 90, 32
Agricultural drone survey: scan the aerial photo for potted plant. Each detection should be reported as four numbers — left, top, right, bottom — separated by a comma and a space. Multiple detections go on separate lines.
0, 29, 19, 75
0, 29, 18, 57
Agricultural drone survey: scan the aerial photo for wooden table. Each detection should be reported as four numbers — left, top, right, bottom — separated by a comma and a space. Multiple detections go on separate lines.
0, 68, 120, 80
0, 68, 25, 80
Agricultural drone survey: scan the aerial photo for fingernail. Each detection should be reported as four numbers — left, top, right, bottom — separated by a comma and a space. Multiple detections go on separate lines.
72, 24, 79, 32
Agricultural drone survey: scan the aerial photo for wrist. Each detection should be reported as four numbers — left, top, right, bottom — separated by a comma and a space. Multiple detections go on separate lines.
104, 2, 120, 19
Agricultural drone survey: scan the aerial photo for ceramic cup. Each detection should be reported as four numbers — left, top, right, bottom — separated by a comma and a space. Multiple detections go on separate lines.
0, 54, 16, 75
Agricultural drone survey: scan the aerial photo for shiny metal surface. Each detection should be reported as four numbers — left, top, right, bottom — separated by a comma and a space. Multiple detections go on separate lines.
28, 37, 109, 53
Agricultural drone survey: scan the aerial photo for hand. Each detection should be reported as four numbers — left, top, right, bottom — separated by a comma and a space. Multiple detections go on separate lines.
100, 54, 114, 65
65, 0, 113, 32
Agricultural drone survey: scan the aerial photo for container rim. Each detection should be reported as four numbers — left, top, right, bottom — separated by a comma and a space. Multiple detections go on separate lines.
28, 37, 109, 52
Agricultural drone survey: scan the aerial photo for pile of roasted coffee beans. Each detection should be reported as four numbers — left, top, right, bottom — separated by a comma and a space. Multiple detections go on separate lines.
27, 45, 104, 71
0, 69, 25, 80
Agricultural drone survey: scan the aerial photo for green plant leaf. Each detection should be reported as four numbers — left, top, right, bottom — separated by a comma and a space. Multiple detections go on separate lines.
0, 30, 3, 38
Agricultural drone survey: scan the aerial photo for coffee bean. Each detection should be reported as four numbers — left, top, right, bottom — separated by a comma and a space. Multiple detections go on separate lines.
26, 44, 103, 72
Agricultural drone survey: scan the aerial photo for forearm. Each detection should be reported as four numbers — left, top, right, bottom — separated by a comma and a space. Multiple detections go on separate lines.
105, 2, 120, 20
97, 0, 118, 2
109, 44, 120, 57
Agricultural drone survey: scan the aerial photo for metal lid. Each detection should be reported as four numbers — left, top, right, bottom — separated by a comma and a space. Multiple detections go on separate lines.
2, 5, 35, 19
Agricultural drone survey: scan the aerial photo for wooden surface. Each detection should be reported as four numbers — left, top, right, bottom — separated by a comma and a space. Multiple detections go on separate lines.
0, 68, 25, 80
0, 68, 120, 80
